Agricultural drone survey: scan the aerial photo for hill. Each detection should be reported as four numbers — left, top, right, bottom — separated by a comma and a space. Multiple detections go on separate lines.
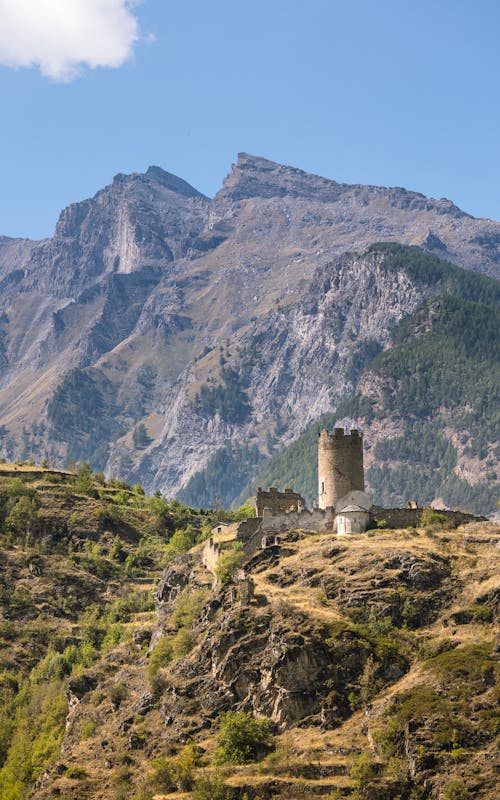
0, 466, 497, 800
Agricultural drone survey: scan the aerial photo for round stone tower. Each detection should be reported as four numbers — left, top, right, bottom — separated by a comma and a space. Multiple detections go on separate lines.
318, 428, 364, 509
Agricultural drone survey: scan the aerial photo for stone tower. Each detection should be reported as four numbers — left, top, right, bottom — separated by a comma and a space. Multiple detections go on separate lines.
318, 428, 364, 509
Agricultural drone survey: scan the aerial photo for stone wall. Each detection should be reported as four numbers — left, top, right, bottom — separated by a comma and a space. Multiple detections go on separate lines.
202, 538, 222, 574
370, 505, 486, 529
256, 486, 305, 517
261, 506, 334, 534
236, 517, 262, 542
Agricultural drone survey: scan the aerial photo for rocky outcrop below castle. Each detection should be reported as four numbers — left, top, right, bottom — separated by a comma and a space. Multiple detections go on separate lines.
0, 155, 498, 510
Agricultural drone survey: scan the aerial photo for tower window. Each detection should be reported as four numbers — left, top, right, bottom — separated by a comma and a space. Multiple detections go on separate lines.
321, 481, 325, 494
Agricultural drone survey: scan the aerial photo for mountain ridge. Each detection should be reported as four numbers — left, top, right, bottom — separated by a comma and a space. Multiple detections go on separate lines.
0, 155, 498, 512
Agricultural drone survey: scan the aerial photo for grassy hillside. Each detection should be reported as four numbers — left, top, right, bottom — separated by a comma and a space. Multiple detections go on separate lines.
0, 463, 218, 800
0, 462, 498, 800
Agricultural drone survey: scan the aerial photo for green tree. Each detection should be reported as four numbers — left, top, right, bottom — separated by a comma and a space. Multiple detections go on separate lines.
443, 780, 471, 800
5, 496, 39, 544
350, 752, 377, 797
213, 710, 272, 764
73, 463, 97, 497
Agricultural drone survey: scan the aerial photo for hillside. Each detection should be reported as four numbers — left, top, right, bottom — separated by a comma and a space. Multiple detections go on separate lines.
0, 466, 498, 800
0, 156, 499, 508
182, 244, 500, 514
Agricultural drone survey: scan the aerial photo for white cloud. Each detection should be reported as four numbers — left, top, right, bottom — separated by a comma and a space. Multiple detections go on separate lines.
0, 0, 141, 81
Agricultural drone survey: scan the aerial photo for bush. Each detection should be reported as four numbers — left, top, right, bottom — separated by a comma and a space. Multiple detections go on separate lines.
470, 603, 493, 623
213, 710, 272, 765
442, 780, 470, 800
73, 463, 98, 497
166, 526, 197, 558
151, 742, 200, 792
66, 765, 89, 779
215, 543, 244, 585
109, 682, 128, 709
170, 588, 209, 630
147, 637, 173, 679
349, 752, 377, 796
80, 719, 96, 740
192, 774, 232, 800
421, 506, 447, 530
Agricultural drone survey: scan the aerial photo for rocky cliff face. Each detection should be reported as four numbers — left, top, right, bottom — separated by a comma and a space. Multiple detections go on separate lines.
0, 155, 498, 507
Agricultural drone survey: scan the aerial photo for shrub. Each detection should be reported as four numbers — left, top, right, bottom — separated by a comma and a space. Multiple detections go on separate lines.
349, 752, 377, 795
232, 501, 256, 521
5, 496, 39, 541
147, 637, 173, 679
192, 774, 232, 800
80, 719, 96, 740
66, 765, 89, 779
215, 543, 244, 585
151, 742, 200, 792
109, 682, 128, 710
166, 526, 197, 558
213, 710, 272, 765
424, 643, 496, 696
470, 603, 493, 623
421, 506, 447, 530
171, 628, 196, 659
170, 588, 209, 630
73, 463, 98, 497
442, 780, 470, 800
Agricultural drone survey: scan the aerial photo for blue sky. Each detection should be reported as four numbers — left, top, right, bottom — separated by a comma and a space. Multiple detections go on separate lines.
1, 0, 499, 239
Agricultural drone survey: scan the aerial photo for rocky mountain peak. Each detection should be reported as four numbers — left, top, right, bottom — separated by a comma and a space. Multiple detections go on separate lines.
110, 166, 206, 199
217, 152, 345, 202
144, 165, 207, 198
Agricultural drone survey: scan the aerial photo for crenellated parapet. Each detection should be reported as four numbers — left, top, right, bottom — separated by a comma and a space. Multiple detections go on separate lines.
255, 486, 305, 517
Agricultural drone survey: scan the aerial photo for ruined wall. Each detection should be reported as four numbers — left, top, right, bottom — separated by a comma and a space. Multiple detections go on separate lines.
256, 486, 305, 517
236, 517, 262, 542
370, 506, 486, 529
237, 517, 264, 560
318, 428, 364, 509
261, 507, 334, 534
202, 538, 222, 574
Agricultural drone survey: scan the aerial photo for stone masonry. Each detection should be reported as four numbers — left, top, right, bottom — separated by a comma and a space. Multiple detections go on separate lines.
255, 486, 305, 517
318, 428, 364, 509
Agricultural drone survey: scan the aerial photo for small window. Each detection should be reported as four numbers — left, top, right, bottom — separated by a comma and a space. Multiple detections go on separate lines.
321, 481, 325, 494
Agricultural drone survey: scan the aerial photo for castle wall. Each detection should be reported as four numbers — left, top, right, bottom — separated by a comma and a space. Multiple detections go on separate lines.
256, 486, 305, 517
261, 506, 334, 534
318, 428, 364, 509
236, 517, 264, 560
202, 538, 222, 574
370, 506, 486, 529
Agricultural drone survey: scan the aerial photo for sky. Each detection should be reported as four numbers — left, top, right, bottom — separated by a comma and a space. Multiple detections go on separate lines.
0, 0, 499, 240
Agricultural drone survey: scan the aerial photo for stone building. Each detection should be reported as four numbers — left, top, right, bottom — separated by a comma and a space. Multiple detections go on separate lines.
255, 486, 305, 517
318, 428, 364, 509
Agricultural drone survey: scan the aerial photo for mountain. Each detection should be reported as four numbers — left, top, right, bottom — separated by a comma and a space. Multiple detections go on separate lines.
0, 155, 499, 512
0, 467, 498, 800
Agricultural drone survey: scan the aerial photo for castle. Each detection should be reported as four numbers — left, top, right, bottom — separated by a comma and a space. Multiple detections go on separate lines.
256, 428, 373, 536
202, 427, 483, 579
